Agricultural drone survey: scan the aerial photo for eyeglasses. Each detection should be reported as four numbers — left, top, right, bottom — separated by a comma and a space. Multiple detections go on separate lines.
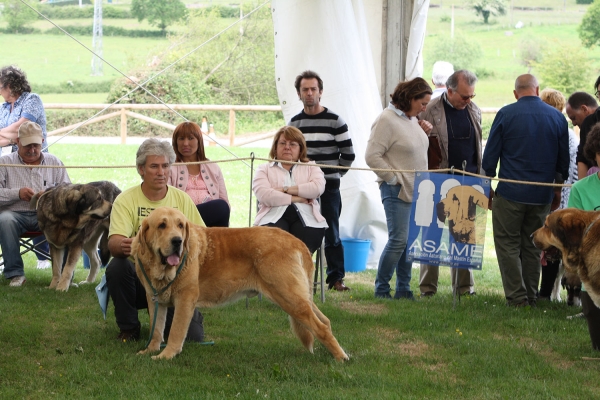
277, 141, 300, 149
457, 92, 476, 101
596, 90, 600, 100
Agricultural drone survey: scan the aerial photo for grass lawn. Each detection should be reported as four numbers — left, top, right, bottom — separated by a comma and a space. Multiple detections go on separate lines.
2, 142, 600, 397
0, 33, 167, 86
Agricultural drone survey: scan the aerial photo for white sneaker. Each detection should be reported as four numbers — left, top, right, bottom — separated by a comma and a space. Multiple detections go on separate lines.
37, 260, 51, 269
9, 276, 26, 287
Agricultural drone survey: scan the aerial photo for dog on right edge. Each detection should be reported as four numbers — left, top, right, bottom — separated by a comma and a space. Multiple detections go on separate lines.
532, 208, 600, 307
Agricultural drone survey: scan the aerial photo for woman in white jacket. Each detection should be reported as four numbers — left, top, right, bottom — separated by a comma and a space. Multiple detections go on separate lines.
253, 126, 327, 254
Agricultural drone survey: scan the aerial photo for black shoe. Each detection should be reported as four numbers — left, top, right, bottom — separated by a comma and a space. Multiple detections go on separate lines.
509, 299, 530, 308
117, 322, 141, 342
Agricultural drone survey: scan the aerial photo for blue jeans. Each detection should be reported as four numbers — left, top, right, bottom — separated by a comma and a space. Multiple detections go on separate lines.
374, 183, 414, 298
0, 211, 41, 279
320, 179, 345, 285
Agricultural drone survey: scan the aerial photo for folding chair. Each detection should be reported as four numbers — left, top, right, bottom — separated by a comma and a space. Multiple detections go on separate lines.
313, 240, 326, 303
0, 231, 51, 268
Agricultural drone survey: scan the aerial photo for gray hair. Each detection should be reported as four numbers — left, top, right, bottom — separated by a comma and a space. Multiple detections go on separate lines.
431, 61, 454, 86
446, 70, 478, 91
136, 138, 176, 170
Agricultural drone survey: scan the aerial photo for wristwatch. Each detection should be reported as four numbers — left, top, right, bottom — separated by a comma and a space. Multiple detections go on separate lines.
283, 186, 289, 193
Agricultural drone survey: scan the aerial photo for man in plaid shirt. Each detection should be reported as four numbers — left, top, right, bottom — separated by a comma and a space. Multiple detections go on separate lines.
0, 122, 69, 286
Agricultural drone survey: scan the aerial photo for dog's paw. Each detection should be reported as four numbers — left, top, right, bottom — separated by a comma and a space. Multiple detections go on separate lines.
137, 348, 150, 355
152, 349, 178, 360
56, 282, 70, 292
78, 280, 90, 286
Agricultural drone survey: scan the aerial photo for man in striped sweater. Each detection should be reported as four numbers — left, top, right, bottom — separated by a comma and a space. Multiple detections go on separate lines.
289, 70, 355, 291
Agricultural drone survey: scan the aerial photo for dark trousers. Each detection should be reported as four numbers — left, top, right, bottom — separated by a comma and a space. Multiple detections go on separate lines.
105, 257, 204, 341
582, 291, 600, 350
266, 205, 325, 254
320, 179, 345, 285
538, 259, 560, 298
492, 194, 549, 305
196, 199, 230, 227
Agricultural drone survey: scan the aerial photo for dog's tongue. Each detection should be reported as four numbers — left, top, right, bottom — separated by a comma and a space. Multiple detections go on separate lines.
167, 254, 181, 266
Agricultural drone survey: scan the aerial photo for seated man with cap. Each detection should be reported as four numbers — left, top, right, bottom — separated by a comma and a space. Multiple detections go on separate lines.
0, 121, 70, 286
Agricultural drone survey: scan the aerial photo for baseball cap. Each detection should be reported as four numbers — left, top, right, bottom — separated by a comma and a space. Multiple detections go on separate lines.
18, 121, 43, 146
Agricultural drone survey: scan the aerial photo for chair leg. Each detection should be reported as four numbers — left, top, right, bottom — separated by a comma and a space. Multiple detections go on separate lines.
313, 241, 325, 303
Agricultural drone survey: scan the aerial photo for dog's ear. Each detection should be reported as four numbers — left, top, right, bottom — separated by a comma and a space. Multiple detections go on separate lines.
436, 201, 447, 223
137, 218, 150, 256
75, 193, 89, 215
554, 215, 585, 249
555, 215, 586, 267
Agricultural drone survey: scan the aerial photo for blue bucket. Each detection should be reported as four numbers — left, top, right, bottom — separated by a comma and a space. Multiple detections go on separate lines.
342, 239, 371, 272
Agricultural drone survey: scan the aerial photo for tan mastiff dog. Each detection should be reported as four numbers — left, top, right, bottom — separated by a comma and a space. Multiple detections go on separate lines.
131, 207, 349, 361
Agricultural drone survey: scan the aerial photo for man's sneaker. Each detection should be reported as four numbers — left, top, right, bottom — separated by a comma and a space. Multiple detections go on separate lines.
9, 276, 26, 287
117, 322, 141, 342
36, 260, 51, 270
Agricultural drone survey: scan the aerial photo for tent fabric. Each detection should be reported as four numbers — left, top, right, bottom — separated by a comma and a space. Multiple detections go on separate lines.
271, 0, 428, 266
405, 0, 431, 80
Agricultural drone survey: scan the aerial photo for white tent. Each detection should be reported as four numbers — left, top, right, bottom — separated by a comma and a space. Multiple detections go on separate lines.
272, 0, 429, 265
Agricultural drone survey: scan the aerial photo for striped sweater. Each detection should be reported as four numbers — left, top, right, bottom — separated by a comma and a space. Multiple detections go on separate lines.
289, 107, 355, 179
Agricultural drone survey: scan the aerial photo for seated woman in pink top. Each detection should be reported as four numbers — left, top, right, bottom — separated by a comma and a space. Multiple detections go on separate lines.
252, 126, 327, 254
169, 121, 230, 227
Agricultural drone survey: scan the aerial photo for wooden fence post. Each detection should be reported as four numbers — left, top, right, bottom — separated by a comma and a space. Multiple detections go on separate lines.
120, 108, 127, 144
229, 109, 235, 147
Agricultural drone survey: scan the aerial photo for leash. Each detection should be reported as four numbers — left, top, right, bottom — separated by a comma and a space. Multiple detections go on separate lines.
136, 253, 214, 349
34, 189, 51, 211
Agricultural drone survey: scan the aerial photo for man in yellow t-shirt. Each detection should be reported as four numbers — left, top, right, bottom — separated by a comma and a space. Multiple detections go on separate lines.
105, 138, 206, 342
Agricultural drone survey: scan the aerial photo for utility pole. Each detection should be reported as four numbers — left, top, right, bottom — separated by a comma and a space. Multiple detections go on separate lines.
91, 0, 103, 76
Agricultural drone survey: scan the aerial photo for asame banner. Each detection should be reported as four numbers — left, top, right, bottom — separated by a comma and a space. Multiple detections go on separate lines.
407, 172, 491, 270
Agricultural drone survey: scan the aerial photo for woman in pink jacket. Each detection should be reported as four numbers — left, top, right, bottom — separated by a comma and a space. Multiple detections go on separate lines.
253, 126, 327, 254
169, 121, 230, 227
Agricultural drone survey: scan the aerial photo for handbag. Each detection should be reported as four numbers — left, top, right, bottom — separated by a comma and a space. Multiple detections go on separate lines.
427, 135, 443, 170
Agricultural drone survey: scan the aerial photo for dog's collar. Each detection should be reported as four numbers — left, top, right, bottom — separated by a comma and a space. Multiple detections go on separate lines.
137, 252, 188, 303
583, 214, 600, 240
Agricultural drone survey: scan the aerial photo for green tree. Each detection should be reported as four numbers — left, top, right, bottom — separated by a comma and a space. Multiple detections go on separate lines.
427, 33, 483, 71
131, 0, 187, 33
579, 0, 600, 48
0, 0, 38, 32
534, 43, 591, 95
466, 0, 506, 24
107, 7, 281, 135
519, 38, 544, 73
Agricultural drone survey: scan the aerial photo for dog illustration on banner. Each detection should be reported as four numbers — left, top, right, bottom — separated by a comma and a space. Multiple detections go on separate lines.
408, 173, 490, 270
437, 185, 489, 244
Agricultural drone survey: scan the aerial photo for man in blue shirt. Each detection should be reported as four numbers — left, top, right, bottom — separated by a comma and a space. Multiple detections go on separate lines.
482, 74, 569, 307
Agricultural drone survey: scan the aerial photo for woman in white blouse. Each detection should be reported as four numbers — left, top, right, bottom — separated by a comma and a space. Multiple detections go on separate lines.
169, 121, 230, 227
253, 126, 327, 254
